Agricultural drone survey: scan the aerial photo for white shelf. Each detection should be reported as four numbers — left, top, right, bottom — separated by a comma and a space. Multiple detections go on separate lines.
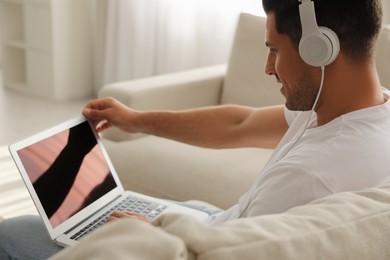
3, 40, 27, 50
0, 1, 25, 43
25, 0, 50, 6
24, 2, 52, 52
0, 0, 93, 101
0, 0, 24, 4
2, 46, 27, 89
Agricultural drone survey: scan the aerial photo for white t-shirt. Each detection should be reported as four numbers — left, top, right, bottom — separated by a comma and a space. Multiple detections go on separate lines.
207, 88, 390, 225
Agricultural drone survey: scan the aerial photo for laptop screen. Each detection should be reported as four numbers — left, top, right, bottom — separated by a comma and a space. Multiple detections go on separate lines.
16, 121, 117, 228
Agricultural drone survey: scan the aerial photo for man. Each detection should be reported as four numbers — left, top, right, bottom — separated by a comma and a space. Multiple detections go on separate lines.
0, 0, 388, 259
83, 0, 389, 224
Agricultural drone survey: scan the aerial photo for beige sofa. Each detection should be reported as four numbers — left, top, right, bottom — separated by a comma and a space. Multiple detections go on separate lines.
53, 184, 390, 259
51, 13, 390, 260
98, 13, 390, 210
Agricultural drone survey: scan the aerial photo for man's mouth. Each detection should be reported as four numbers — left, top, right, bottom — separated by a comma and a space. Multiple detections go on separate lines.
275, 74, 281, 83
280, 83, 287, 96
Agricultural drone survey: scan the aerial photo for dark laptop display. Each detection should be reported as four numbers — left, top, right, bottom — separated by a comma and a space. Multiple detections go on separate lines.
16, 121, 117, 227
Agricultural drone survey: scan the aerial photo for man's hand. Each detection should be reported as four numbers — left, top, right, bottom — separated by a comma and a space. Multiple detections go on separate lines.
106, 211, 150, 223
83, 97, 139, 133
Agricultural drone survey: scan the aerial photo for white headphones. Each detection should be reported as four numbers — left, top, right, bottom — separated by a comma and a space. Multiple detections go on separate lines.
298, 0, 340, 67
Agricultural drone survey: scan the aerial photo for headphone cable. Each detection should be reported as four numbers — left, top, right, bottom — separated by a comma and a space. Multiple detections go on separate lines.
238, 65, 325, 218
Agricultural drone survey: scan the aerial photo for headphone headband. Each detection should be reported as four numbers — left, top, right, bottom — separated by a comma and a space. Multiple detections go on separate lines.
298, 0, 340, 67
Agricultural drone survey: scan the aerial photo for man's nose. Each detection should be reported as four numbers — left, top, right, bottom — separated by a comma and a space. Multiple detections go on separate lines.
265, 54, 275, 76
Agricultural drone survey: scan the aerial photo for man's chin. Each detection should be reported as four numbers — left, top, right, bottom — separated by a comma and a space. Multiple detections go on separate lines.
285, 102, 311, 112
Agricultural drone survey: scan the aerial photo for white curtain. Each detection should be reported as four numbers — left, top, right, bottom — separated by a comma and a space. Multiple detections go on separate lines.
92, 0, 264, 94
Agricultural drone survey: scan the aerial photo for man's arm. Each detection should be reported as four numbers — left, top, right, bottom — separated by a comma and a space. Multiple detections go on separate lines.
83, 97, 288, 149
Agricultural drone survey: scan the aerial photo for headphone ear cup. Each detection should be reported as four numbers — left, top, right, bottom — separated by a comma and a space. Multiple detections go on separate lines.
299, 26, 340, 67
318, 27, 340, 66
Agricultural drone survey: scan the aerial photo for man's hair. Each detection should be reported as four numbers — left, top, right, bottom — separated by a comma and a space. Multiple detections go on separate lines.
262, 0, 383, 63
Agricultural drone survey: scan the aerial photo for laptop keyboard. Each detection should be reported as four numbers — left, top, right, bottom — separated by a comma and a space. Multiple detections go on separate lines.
70, 195, 167, 241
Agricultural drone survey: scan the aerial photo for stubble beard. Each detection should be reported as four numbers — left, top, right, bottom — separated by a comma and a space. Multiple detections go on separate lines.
284, 69, 320, 111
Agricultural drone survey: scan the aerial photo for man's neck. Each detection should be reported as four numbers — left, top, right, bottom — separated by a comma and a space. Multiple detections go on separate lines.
315, 57, 384, 126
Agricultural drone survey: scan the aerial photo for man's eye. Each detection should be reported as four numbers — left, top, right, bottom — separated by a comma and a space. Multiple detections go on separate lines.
270, 48, 278, 54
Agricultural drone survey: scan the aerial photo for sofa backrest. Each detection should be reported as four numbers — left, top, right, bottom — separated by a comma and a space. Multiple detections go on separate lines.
220, 13, 284, 107
375, 25, 390, 89
221, 13, 390, 107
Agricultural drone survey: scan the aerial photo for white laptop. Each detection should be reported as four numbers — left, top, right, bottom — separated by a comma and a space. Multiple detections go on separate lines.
8, 116, 208, 247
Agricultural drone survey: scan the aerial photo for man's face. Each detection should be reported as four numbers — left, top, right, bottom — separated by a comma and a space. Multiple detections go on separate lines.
264, 13, 319, 111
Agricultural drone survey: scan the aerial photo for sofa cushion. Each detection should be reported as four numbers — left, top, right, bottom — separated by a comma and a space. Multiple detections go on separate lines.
220, 13, 284, 107
52, 184, 390, 260
103, 137, 274, 209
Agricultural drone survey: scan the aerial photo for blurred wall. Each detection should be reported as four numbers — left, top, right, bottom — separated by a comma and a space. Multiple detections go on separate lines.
383, 0, 390, 24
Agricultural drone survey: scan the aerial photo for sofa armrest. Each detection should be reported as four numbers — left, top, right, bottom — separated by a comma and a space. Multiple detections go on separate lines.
99, 64, 227, 110
99, 64, 227, 142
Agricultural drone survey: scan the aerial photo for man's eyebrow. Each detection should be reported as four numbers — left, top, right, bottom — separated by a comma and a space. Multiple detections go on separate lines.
265, 41, 273, 47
